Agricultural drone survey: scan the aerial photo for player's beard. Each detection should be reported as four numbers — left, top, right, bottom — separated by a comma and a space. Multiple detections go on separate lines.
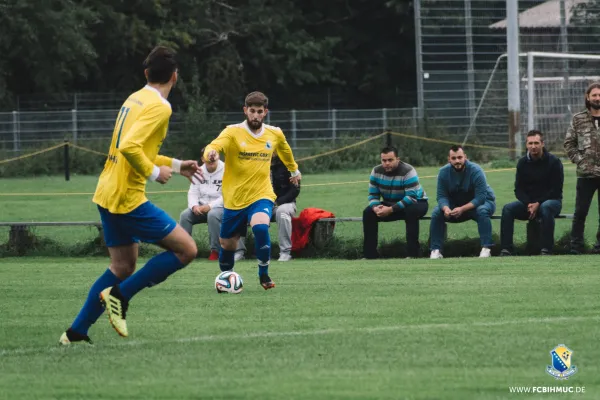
247, 118, 263, 130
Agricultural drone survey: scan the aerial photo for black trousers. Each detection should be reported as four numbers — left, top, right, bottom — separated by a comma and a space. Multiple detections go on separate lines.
571, 177, 600, 250
362, 201, 429, 258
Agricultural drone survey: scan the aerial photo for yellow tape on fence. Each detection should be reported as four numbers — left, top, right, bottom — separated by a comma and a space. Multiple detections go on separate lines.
0, 143, 66, 165
2, 166, 572, 197
389, 131, 567, 156
67, 143, 108, 157
296, 132, 387, 162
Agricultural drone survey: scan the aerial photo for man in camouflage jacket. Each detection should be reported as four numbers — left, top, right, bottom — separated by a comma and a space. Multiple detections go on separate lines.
563, 81, 600, 253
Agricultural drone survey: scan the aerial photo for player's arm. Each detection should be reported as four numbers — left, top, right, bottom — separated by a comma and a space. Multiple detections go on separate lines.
119, 103, 177, 180
275, 130, 301, 180
203, 129, 231, 162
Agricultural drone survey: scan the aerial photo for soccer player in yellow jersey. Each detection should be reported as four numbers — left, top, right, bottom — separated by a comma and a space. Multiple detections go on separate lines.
203, 91, 301, 290
59, 47, 200, 344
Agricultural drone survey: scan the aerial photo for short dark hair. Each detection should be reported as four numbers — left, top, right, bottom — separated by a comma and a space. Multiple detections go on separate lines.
585, 81, 600, 109
245, 91, 269, 108
449, 145, 463, 153
199, 146, 207, 165
143, 46, 177, 84
380, 146, 398, 157
526, 130, 544, 141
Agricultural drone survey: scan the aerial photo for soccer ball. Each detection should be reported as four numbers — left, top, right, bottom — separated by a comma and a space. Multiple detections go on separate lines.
215, 271, 244, 294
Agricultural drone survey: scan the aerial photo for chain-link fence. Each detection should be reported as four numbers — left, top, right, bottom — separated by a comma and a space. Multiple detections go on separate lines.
415, 0, 600, 148
0, 107, 419, 154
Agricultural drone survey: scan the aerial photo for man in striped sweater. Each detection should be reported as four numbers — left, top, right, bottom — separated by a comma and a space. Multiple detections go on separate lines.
363, 146, 429, 258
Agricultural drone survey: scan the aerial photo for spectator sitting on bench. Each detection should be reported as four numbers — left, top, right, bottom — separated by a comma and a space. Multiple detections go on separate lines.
362, 146, 428, 259
500, 130, 563, 256
430, 145, 496, 259
179, 147, 227, 260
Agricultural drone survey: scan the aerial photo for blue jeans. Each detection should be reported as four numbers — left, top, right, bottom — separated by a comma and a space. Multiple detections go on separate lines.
501, 199, 562, 252
429, 201, 496, 251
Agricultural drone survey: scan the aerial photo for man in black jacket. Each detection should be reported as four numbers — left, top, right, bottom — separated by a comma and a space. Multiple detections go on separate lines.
500, 130, 564, 255
270, 152, 300, 261
236, 152, 300, 262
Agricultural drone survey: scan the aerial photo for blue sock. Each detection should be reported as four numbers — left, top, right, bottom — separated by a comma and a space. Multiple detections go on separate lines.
119, 251, 185, 301
252, 224, 271, 276
71, 269, 121, 335
219, 248, 235, 272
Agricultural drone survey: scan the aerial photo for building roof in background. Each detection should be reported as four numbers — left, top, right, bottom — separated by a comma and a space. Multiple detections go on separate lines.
490, 0, 590, 29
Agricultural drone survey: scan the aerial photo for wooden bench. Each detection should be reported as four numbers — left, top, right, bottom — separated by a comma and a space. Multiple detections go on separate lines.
313, 214, 575, 253
1, 214, 576, 255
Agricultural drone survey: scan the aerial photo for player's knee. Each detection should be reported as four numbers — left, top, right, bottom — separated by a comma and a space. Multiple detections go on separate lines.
219, 237, 238, 251
178, 241, 197, 265
110, 260, 136, 279
252, 223, 269, 240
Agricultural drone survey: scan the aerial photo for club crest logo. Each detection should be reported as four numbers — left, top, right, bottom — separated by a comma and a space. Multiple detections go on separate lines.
265, 141, 272, 149
547, 345, 577, 380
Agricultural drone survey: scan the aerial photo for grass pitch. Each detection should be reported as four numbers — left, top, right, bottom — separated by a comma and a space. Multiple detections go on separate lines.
1, 256, 599, 399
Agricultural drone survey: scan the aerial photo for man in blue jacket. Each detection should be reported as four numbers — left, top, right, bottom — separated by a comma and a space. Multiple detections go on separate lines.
500, 130, 563, 256
430, 145, 496, 259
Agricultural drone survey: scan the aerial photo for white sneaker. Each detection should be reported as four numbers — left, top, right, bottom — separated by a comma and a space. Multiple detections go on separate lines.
234, 252, 245, 262
430, 249, 443, 259
278, 252, 292, 262
479, 247, 491, 258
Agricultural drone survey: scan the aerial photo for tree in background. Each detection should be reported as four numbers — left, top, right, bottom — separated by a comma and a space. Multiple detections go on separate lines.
0, 0, 418, 110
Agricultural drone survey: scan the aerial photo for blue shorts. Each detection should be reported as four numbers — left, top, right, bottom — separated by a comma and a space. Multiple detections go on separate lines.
220, 199, 274, 239
98, 201, 177, 247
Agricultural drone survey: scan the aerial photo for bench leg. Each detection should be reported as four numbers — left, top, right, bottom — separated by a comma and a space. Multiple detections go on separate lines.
312, 222, 335, 249
526, 219, 542, 255
8, 225, 30, 255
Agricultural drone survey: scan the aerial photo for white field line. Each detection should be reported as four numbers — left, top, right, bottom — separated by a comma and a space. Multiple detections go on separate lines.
1, 315, 596, 357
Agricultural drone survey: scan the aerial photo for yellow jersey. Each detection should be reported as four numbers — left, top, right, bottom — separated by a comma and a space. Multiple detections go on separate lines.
205, 121, 299, 210
93, 85, 175, 214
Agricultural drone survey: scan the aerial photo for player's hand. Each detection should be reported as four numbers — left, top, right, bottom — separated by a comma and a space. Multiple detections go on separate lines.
192, 205, 202, 216
191, 168, 205, 185
179, 160, 200, 183
156, 165, 173, 184
289, 170, 302, 187
180, 160, 199, 175
207, 150, 218, 163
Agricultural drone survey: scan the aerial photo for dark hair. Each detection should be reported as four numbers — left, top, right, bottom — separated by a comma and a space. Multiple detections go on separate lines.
585, 81, 600, 109
449, 145, 463, 153
380, 146, 398, 157
526, 130, 544, 141
199, 146, 207, 165
245, 91, 269, 108
143, 46, 177, 84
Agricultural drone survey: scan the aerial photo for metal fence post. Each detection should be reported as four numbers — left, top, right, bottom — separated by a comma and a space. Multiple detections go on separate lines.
291, 109, 297, 149
64, 139, 70, 181
12, 110, 19, 152
412, 107, 418, 134
332, 109, 337, 143
382, 108, 388, 131
71, 109, 78, 144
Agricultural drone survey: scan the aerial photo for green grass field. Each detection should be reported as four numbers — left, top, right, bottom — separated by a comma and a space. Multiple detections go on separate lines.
2, 166, 600, 399
1, 257, 599, 399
